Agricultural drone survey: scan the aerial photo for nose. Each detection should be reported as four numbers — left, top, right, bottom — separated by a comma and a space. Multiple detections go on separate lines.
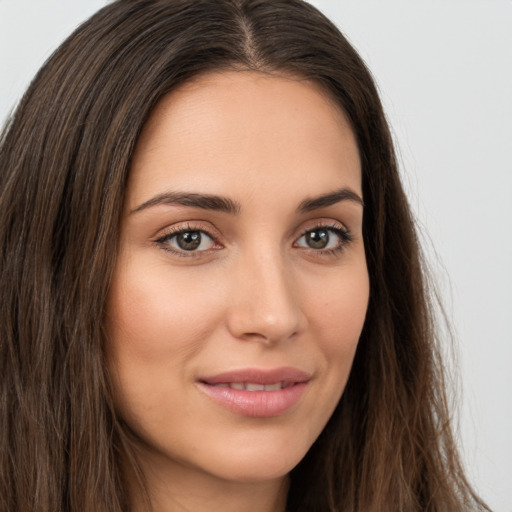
226, 250, 307, 345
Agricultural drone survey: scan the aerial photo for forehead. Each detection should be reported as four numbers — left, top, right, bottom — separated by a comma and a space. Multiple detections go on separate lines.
127, 70, 361, 208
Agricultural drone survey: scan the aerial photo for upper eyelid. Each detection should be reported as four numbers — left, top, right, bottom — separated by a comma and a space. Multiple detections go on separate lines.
154, 222, 220, 242
292, 220, 350, 239
154, 219, 348, 238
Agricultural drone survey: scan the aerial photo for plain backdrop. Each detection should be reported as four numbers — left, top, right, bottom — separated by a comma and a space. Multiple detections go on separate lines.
1, 1, 511, 510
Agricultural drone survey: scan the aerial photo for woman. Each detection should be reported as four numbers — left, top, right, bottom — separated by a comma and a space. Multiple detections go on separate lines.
0, 1, 490, 511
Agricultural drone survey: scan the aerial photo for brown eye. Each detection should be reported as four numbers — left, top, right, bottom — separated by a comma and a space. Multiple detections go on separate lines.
295, 225, 352, 253
176, 231, 202, 251
157, 229, 217, 254
304, 229, 330, 249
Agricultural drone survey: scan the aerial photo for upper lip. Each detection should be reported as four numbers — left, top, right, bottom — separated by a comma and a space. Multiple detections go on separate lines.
200, 367, 312, 385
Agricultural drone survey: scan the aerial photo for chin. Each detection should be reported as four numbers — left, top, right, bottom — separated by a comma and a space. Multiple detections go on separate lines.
192, 428, 315, 483
211, 453, 302, 483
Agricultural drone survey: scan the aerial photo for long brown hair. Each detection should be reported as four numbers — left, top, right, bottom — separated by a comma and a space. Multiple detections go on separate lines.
0, 1, 490, 511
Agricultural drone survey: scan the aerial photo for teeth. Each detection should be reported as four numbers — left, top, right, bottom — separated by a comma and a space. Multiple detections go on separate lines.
212, 382, 287, 391
245, 383, 265, 391
264, 382, 282, 391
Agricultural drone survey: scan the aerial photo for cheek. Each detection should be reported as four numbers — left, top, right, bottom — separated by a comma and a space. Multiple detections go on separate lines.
104, 267, 221, 441
310, 263, 369, 345
104, 262, 227, 425
306, 262, 369, 388
106, 262, 224, 363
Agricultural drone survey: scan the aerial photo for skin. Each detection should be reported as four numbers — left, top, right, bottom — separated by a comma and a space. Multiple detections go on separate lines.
106, 71, 369, 512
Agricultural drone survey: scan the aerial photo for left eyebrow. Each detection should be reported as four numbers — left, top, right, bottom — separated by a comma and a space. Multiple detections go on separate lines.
297, 187, 364, 213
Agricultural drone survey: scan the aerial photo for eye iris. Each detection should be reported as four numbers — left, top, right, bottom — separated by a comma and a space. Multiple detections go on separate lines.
177, 231, 202, 250
306, 229, 329, 249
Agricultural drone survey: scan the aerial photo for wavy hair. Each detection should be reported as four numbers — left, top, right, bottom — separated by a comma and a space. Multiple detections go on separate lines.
0, 1, 489, 511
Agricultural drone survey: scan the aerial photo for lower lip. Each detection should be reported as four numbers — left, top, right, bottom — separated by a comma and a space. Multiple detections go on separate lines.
197, 382, 308, 417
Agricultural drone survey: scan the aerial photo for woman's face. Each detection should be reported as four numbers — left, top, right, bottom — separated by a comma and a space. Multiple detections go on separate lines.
106, 71, 369, 486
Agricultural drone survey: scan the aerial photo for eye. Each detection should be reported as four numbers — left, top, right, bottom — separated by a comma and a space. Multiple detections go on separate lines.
155, 228, 217, 254
295, 225, 352, 252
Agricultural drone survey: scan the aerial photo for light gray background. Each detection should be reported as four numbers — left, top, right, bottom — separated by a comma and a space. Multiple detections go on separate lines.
1, 1, 510, 510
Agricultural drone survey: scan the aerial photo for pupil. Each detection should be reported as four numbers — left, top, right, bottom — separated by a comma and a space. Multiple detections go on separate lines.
177, 231, 201, 250
306, 229, 329, 249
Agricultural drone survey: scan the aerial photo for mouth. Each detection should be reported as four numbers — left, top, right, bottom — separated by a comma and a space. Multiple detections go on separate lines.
197, 367, 311, 417
200, 366, 311, 386
207, 381, 295, 391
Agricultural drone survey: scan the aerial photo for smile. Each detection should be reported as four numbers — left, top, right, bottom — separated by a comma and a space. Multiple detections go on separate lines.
210, 382, 294, 391
198, 367, 311, 417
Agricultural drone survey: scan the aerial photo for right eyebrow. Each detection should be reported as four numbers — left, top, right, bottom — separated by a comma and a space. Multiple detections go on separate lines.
130, 191, 241, 215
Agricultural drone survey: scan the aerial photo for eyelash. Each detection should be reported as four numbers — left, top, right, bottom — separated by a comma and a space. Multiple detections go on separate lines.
153, 222, 354, 259
295, 223, 354, 257
153, 223, 219, 258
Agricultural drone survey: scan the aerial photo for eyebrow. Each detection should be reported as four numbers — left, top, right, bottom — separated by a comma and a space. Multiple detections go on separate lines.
130, 187, 363, 215
297, 187, 364, 212
131, 192, 241, 215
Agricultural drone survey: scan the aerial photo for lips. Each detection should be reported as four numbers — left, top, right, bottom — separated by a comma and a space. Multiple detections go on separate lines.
197, 367, 311, 417
211, 382, 293, 391
200, 367, 310, 385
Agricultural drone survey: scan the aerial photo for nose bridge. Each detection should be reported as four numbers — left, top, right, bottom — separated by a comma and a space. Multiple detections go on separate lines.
227, 244, 305, 343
